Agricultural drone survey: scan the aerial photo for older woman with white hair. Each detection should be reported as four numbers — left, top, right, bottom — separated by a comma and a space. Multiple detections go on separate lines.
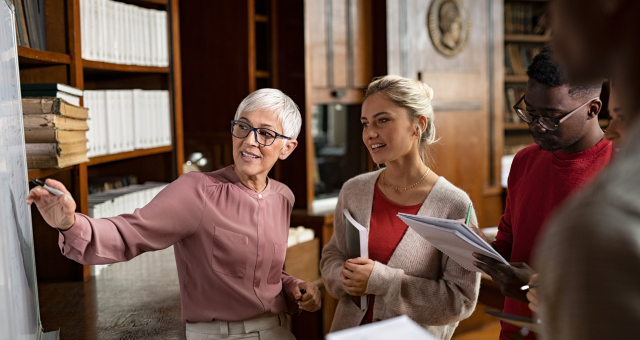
320, 75, 480, 339
27, 89, 322, 340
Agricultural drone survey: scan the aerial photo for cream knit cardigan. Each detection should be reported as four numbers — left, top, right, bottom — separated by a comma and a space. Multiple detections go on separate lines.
320, 169, 481, 340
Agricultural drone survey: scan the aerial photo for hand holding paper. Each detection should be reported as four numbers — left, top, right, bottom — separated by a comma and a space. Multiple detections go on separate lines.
397, 213, 510, 273
343, 210, 369, 310
341, 258, 374, 296
474, 254, 536, 303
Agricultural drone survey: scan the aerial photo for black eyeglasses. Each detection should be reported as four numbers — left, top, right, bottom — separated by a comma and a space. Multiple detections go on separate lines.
513, 95, 599, 131
230, 120, 291, 146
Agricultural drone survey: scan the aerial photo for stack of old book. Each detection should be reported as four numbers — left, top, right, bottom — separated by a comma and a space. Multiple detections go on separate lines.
23, 97, 90, 169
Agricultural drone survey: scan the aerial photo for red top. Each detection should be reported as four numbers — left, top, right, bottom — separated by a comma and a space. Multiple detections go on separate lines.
493, 139, 613, 340
363, 183, 422, 323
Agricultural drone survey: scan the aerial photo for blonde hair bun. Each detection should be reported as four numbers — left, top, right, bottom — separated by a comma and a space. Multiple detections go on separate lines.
420, 82, 434, 101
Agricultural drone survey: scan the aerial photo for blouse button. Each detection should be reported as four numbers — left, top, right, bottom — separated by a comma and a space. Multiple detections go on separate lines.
258, 194, 262, 199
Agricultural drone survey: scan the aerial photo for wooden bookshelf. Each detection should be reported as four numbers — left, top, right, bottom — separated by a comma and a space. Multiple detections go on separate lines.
82, 59, 170, 74
18, 46, 71, 65
503, 0, 550, 158
87, 146, 173, 166
28, 166, 76, 180
17, 0, 184, 282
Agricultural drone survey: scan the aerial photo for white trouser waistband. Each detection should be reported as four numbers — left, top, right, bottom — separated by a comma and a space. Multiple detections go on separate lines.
186, 313, 284, 339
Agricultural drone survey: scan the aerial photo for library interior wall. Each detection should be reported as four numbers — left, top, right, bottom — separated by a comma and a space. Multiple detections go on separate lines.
385, 0, 504, 228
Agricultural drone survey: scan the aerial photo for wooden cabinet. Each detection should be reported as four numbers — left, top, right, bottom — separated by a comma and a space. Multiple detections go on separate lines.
305, 0, 372, 105
23, 0, 184, 282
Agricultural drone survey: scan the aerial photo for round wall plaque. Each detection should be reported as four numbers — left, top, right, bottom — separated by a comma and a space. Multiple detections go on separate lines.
427, 0, 471, 57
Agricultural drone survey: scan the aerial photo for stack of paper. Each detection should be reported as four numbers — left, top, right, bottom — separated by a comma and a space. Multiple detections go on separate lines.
397, 214, 509, 273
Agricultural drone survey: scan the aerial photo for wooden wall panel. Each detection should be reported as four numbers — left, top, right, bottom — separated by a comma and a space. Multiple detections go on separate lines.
353, 0, 372, 87
275, 0, 309, 209
44, 0, 68, 54
179, 1, 250, 136
331, 0, 347, 87
306, 0, 372, 106
385, 0, 504, 227
307, 0, 327, 88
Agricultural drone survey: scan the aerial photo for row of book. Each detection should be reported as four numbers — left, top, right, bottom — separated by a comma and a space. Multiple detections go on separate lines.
88, 182, 168, 276
83, 89, 172, 158
23, 96, 90, 169
88, 182, 168, 219
504, 2, 547, 35
10, 0, 46, 50
505, 44, 542, 76
89, 175, 138, 195
80, 0, 169, 67
505, 86, 526, 124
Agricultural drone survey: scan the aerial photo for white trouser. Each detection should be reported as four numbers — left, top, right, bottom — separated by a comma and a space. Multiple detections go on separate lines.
186, 313, 296, 340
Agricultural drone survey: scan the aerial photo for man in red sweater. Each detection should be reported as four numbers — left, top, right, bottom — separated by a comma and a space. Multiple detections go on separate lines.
473, 47, 613, 340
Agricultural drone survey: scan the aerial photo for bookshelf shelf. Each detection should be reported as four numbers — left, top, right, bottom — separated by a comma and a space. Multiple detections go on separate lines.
87, 146, 173, 166
504, 34, 550, 43
28, 166, 75, 179
82, 60, 170, 74
17, 46, 71, 65
138, 0, 167, 4
505, 75, 529, 83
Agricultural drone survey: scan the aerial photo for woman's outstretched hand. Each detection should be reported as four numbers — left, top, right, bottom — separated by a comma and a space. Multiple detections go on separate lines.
26, 179, 76, 230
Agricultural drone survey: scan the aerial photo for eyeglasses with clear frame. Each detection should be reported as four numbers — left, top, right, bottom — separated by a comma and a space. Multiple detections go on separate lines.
230, 120, 291, 146
513, 95, 600, 131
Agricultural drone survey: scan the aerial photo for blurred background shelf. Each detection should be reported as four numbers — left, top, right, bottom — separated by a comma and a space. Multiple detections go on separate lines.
87, 146, 174, 166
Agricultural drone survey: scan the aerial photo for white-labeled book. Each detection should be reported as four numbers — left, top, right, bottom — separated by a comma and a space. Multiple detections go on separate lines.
344, 209, 368, 311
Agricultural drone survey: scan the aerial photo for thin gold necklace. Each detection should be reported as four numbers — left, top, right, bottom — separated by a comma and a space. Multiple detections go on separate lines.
383, 167, 431, 191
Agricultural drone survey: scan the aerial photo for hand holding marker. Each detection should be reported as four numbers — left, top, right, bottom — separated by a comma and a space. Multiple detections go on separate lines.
30, 178, 63, 196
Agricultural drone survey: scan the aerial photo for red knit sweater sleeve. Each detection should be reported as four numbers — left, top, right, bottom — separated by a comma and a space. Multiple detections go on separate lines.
493, 205, 514, 260
491, 146, 532, 260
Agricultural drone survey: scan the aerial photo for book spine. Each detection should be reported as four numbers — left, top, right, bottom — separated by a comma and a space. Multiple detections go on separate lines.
35, 0, 46, 50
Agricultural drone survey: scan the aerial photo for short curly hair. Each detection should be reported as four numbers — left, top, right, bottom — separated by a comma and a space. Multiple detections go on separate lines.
527, 46, 602, 98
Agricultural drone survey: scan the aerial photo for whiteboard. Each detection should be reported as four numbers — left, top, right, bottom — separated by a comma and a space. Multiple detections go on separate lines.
0, 0, 41, 339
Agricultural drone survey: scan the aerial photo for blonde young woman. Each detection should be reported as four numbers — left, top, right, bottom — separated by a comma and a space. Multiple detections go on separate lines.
320, 75, 480, 339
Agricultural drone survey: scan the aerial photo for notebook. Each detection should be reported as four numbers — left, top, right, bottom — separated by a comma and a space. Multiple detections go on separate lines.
344, 209, 368, 310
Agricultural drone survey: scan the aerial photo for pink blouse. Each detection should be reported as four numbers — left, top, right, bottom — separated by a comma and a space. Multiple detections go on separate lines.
58, 166, 303, 322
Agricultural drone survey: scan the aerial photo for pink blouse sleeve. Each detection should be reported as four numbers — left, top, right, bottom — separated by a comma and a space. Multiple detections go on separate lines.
58, 172, 207, 264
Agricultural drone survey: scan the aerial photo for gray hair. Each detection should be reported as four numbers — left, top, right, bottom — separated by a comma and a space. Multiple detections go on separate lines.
234, 88, 302, 140
363, 75, 439, 164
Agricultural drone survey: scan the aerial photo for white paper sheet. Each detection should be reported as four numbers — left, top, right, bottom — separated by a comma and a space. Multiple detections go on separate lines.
326, 315, 437, 340
398, 214, 510, 273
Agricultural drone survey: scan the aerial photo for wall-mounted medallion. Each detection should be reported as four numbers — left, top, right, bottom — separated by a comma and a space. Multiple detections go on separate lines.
427, 0, 471, 57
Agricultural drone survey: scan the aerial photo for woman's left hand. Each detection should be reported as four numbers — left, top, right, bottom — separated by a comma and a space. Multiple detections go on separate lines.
341, 258, 375, 296
291, 281, 322, 312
